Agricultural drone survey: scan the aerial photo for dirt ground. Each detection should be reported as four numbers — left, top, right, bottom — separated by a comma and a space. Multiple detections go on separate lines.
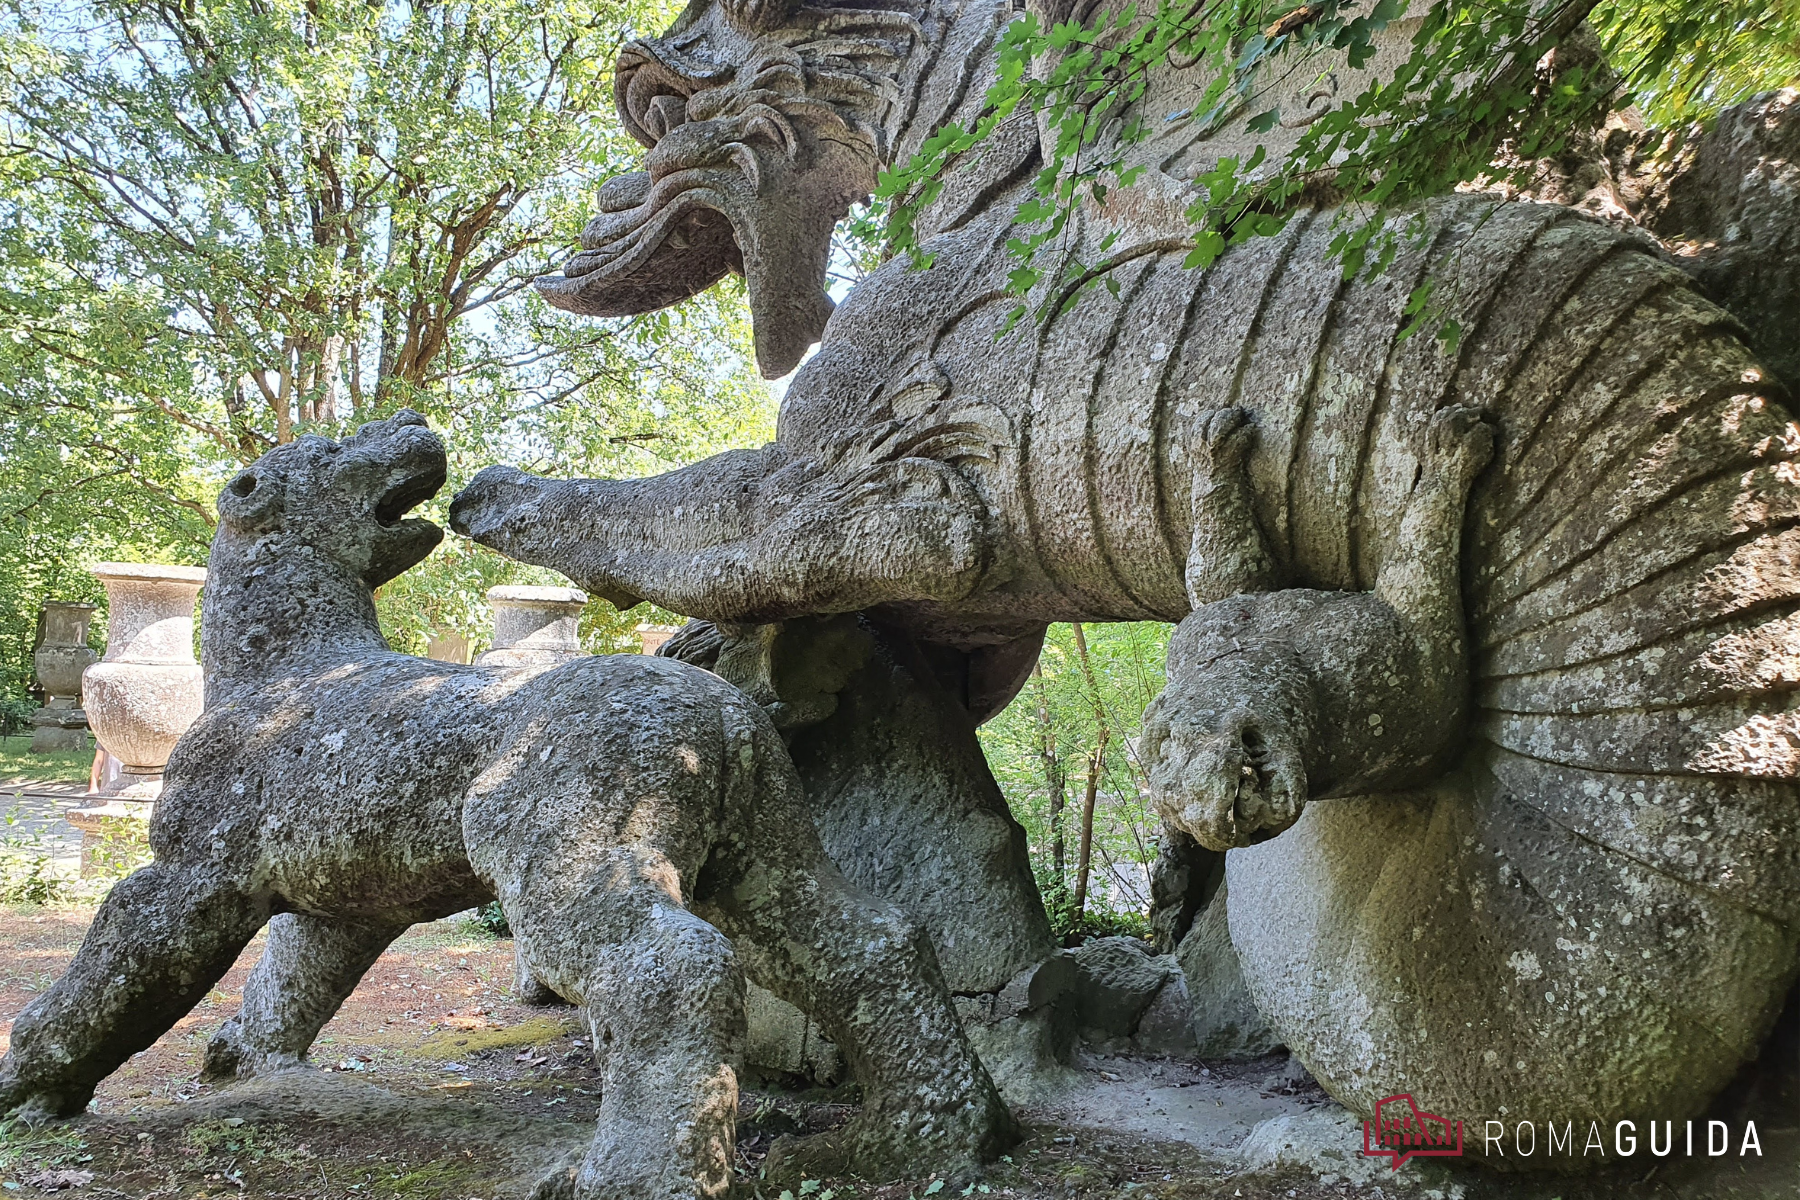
0, 904, 1793, 1200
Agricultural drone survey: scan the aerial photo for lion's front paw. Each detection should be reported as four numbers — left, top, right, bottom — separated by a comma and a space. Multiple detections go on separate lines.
1144, 706, 1307, 851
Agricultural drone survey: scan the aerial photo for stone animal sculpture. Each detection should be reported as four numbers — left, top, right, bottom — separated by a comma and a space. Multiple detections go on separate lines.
443, 0, 1800, 1155
0, 411, 1013, 1199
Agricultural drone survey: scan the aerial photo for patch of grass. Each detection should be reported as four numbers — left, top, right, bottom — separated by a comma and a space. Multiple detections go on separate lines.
0, 735, 92, 786
418, 1014, 575, 1058
0, 1119, 90, 1173
367, 1159, 487, 1198
183, 1117, 305, 1168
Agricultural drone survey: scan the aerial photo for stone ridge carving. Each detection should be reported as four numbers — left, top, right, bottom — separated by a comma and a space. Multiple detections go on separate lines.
0, 412, 1013, 1199
444, 0, 1800, 1159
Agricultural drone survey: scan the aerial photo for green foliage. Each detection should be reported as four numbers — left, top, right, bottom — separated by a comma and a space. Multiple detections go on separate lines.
469, 900, 511, 938
1593, 0, 1800, 124
0, 0, 774, 695
867, 0, 1800, 334
0, 1119, 88, 1174
979, 622, 1171, 930
868, 0, 1616, 333
0, 699, 34, 739
1038, 873, 1152, 942
0, 805, 69, 905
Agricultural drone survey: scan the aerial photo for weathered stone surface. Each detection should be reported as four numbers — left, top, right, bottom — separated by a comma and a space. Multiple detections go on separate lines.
1147, 824, 1221, 954
1070, 937, 1174, 1040
1174, 882, 1280, 1061
442, 0, 1800, 1165
1230, 786, 1799, 1165
666, 615, 1055, 996
0, 413, 1014, 1200
743, 982, 842, 1086
1507, 88, 1800, 387
1131, 972, 1198, 1058
957, 955, 1080, 1105
1235, 1105, 1389, 1188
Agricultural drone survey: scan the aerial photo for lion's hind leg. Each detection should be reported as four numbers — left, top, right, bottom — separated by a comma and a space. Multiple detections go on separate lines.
485, 843, 747, 1200
464, 660, 753, 1200
701, 730, 1016, 1185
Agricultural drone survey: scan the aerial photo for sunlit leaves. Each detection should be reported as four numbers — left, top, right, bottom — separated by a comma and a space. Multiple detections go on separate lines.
867, 0, 1621, 341
0, 0, 775, 686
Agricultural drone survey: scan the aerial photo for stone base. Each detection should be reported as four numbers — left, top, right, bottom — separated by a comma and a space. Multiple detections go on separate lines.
744, 982, 843, 1086
29, 725, 89, 754
66, 798, 153, 877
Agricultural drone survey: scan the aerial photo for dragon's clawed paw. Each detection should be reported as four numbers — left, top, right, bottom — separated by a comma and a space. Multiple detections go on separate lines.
1195, 406, 1257, 475
1426, 404, 1494, 485
1144, 705, 1307, 851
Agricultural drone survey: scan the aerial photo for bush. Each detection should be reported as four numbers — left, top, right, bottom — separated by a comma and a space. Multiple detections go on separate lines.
0, 695, 35, 739
470, 900, 510, 937
1037, 875, 1152, 946
0, 806, 71, 905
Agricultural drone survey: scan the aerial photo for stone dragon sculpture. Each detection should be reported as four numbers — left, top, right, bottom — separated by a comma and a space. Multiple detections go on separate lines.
0, 412, 1013, 1199
445, 0, 1800, 1164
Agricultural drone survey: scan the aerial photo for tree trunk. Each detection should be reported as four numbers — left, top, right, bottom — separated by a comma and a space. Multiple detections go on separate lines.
1067, 622, 1113, 930
1071, 729, 1106, 927
1031, 663, 1066, 883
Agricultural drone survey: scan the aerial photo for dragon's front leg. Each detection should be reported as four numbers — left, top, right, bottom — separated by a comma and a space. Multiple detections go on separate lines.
1143, 405, 1494, 850
449, 446, 995, 623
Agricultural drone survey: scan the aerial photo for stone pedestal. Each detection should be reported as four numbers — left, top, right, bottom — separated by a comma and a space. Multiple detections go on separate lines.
29, 602, 98, 754
70, 564, 206, 862
475, 586, 587, 668
424, 630, 472, 664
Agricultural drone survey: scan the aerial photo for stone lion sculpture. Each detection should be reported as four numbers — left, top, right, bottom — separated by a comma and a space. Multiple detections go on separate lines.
0, 411, 1012, 1199
440, 0, 1800, 1163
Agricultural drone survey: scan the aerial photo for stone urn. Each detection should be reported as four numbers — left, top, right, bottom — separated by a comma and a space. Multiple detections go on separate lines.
475, 586, 588, 668
29, 602, 98, 754
72, 564, 207, 850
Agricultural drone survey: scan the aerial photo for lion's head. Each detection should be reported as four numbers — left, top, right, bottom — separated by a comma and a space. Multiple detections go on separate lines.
536, 0, 936, 378
214, 409, 448, 590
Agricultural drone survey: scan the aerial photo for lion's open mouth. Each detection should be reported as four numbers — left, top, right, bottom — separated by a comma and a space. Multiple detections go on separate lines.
373, 463, 447, 528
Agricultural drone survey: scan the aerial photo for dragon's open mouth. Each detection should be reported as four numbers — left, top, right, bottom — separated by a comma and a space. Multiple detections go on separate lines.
536, 171, 745, 322
534, 129, 843, 379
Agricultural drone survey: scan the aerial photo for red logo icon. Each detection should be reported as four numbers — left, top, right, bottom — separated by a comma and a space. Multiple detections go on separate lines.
1362, 1093, 1464, 1169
